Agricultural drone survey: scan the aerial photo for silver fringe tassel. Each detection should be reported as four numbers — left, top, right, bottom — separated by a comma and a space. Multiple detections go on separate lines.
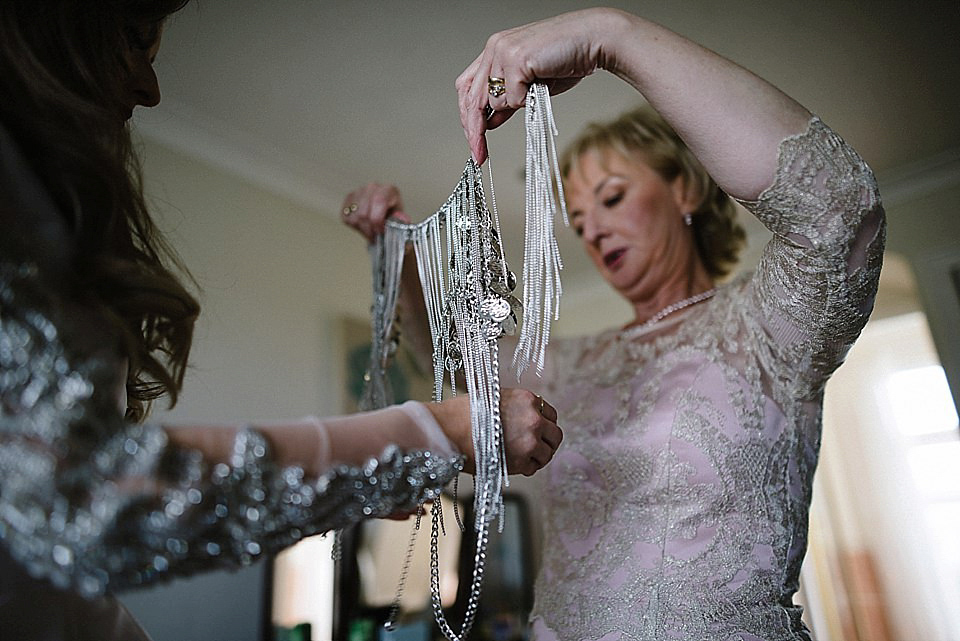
359, 83, 565, 640
513, 82, 568, 379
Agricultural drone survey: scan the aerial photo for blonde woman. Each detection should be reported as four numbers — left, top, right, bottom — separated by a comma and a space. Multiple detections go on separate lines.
347, 7, 884, 639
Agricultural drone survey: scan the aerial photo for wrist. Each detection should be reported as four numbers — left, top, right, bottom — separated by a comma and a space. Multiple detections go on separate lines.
425, 397, 474, 472
593, 8, 639, 73
595, 9, 661, 93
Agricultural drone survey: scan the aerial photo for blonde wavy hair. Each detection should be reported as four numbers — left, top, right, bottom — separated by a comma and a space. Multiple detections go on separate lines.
560, 104, 745, 279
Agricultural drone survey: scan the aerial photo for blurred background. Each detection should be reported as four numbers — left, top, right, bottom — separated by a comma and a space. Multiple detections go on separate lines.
118, 2, 960, 640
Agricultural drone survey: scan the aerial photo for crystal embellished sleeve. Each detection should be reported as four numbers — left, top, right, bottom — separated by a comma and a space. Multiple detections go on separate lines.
738, 116, 885, 397
0, 265, 461, 598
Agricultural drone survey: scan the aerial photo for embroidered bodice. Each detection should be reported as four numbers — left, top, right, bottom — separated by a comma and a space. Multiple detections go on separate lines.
526, 118, 884, 641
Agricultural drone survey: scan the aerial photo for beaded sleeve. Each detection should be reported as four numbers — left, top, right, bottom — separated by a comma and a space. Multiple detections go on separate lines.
0, 264, 461, 598
738, 116, 885, 399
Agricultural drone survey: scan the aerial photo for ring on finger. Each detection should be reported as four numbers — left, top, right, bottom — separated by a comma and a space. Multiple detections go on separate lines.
487, 76, 506, 98
536, 395, 545, 415
342, 202, 358, 217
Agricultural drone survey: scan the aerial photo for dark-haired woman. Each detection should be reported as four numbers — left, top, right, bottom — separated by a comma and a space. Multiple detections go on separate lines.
0, 2, 561, 638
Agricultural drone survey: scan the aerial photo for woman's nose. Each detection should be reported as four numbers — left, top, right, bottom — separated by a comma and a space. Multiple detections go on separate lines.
581, 212, 606, 245
132, 64, 161, 108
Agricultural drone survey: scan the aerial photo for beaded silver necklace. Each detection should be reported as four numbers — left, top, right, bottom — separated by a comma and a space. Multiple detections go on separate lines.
636, 288, 716, 329
359, 83, 566, 640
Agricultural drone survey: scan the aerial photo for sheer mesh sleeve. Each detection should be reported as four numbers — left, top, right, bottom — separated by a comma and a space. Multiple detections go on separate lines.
738, 116, 885, 398
0, 265, 461, 598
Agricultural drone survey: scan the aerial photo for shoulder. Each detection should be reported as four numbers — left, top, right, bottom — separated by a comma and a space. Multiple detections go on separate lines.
704, 272, 754, 316
0, 121, 75, 275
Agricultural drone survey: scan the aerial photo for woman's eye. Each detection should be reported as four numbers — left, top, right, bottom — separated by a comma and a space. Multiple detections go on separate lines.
569, 212, 583, 237
126, 25, 157, 51
603, 193, 623, 208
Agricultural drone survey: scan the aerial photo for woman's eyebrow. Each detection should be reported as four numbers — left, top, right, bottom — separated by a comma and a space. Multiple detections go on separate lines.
593, 174, 626, 195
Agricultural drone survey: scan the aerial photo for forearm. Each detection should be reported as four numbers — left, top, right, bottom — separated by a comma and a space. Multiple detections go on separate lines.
397, 248, 435, 376
163, 422, 327, 477
164, 401, 461, 479
595, 9, 811, 199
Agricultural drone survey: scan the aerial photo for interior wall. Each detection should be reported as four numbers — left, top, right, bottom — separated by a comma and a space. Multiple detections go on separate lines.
882, 178, 960, 415
137, 139, 377, 423
817, 312, 960, 641
120, 136, 371, 641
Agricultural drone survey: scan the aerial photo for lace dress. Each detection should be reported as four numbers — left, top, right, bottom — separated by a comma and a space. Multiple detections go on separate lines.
527, 118, 885, 641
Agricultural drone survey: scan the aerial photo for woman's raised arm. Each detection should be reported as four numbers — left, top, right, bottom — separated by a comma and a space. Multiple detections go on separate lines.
457, 7, 811, 199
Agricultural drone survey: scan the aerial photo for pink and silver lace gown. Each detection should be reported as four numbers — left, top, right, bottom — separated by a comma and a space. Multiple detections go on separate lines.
526, 117, 884, 641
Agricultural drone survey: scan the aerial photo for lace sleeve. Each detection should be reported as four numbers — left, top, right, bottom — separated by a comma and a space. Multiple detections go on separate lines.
737, 116, 885, 397
0, 265, 461, 598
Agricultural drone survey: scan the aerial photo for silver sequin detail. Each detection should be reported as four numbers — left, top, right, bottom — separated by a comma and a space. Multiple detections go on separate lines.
0, 265, 462, 597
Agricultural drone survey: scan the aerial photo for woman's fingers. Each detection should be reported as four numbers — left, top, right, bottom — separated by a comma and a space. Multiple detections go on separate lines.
536, 396, 558, 423
541, 422, 562, 454
427, 389, 562, 477
457, 10, 613, 162
499, 388, 562, 476
340, 183, 408, 242
458, 65, 492, 163
485, 107, 519, 131
520, 440, 559, 477
341, 187, 372, 240
530, 397, 562, 475
458, 37, 529, 163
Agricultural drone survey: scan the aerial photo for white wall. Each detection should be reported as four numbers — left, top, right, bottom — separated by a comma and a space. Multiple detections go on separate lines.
139, 138, 375, 423
880, 160, 960, 416
121, 136, 373, 641
819, 313, 960, 640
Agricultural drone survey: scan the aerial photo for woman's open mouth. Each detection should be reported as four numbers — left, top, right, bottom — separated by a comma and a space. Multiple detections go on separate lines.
603, 248, 627, 270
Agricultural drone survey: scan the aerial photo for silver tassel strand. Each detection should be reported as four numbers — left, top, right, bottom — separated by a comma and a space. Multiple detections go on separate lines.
513, 83, 568, 380
358, 82, 564, 640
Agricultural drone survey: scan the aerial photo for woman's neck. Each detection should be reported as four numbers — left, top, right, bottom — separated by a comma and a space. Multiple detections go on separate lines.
627, 262, 715, 328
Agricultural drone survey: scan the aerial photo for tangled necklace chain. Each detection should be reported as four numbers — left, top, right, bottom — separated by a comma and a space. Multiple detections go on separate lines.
358, 83, 566, 640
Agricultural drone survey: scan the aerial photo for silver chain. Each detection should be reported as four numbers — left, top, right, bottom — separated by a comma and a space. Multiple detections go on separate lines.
384, 504, 425, 630
358, 83, 565, 640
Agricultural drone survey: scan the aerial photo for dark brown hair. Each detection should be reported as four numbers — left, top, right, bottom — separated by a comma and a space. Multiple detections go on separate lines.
561, 105, 746, 279
0, 0, 198, 420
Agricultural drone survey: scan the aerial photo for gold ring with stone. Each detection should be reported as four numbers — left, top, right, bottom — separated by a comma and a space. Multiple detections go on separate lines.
342, 203, 358, 217
488, 76, 506, 98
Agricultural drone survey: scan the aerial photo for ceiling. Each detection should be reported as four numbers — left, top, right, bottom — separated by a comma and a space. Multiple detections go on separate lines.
136, 0, 960, 293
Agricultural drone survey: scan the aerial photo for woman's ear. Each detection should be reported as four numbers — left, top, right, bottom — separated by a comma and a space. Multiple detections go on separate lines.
670, 173, 700, 220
